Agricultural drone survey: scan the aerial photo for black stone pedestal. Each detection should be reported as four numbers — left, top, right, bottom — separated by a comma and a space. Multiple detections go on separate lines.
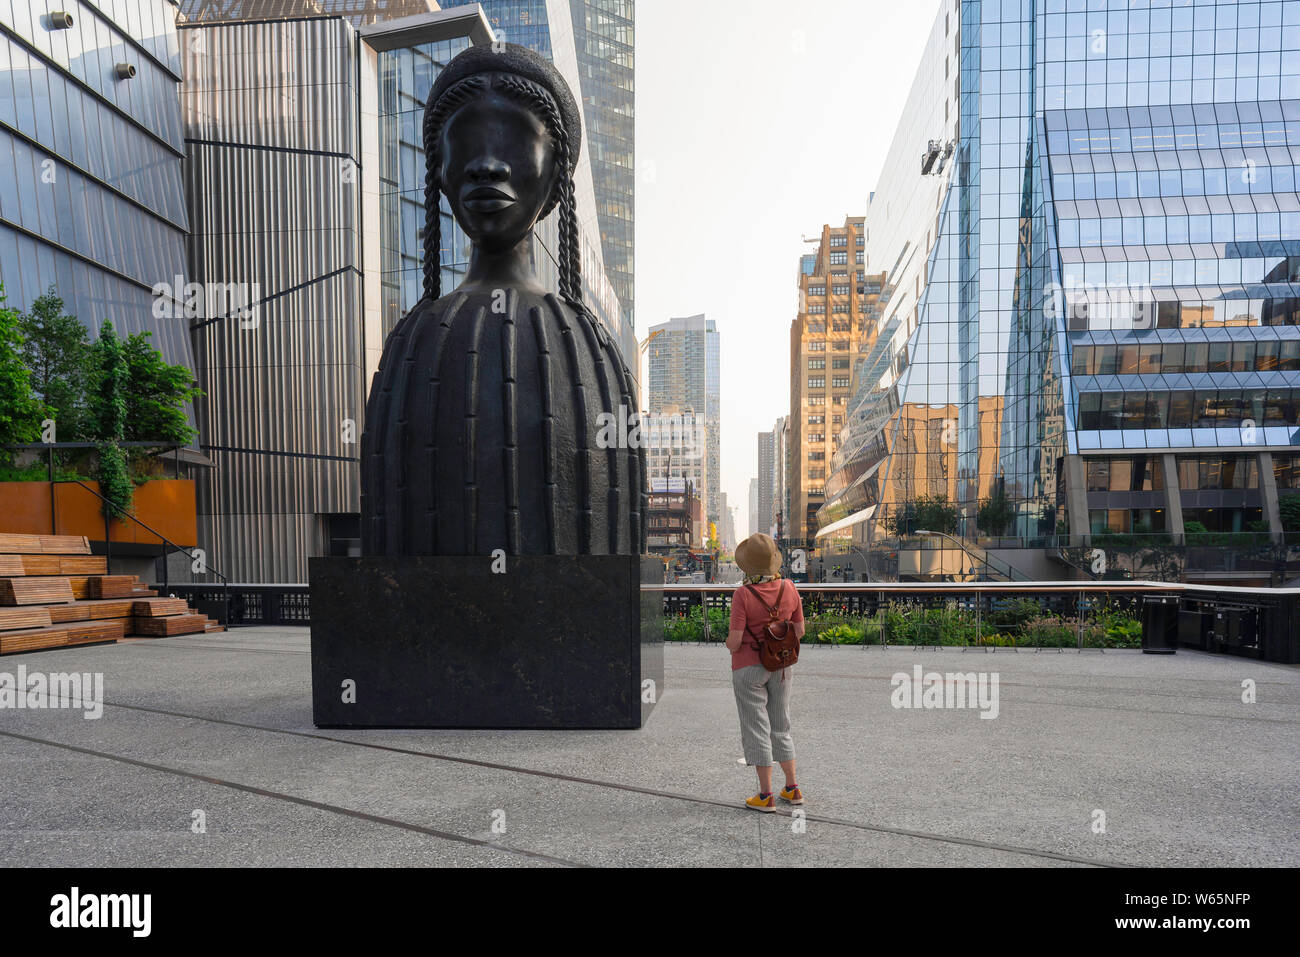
309, 555, 664, 729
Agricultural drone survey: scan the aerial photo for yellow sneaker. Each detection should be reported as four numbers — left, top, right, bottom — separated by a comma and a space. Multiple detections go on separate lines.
745, 792, 776, 812
779, 785, 804, 805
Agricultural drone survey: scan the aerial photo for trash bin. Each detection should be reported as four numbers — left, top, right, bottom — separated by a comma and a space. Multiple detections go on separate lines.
1141, 596, 1179, 654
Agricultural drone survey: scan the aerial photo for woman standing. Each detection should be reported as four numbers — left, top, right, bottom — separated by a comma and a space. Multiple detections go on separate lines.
726, 534, 805, 811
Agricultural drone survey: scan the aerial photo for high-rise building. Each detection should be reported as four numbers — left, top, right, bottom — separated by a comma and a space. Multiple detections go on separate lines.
788, 216, 886, 547
821, 0, 1300, 585
178, 3, 626, 581
647, 314, 721, 523
643, 408, 708, 514
0, 0, 194, 373
440, 0, 634, 327
772, 415, 788, 540
748, 477, 759, 538
756, 430, 774, 539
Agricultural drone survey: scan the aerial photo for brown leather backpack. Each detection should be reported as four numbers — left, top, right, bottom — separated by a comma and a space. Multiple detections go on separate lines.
744, 579, 800, 671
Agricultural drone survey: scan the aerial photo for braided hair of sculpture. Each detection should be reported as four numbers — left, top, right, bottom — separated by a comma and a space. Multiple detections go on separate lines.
422, 72, 592, 327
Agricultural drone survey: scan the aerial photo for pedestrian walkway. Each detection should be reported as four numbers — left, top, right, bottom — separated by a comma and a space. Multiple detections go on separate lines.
0, 630, 1294, 866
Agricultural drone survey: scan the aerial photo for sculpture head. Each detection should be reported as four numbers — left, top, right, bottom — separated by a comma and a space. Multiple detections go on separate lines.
422, 43, 586, 307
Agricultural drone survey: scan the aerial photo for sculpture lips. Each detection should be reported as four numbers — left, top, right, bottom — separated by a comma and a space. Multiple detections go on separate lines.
463, 186, 517, 212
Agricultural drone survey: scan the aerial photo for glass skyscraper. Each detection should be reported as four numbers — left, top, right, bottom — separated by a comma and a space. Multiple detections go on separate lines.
821, 0, 1300, 584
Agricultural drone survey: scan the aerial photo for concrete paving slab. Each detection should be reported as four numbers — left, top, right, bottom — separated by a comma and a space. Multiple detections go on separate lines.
0, 630, 1295, 866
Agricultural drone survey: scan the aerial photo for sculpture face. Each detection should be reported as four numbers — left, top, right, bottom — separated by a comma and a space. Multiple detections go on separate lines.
440, 88, 559, 254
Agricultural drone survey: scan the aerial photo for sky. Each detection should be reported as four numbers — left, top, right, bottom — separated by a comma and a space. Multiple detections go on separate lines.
634, 0, 940, 539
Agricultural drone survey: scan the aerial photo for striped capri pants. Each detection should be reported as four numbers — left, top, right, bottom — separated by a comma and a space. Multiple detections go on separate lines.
731, 663, 795, 766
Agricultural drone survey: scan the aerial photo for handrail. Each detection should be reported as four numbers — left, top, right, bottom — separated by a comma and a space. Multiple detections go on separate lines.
55, 479, 230, 627
911, 530, 1029, 582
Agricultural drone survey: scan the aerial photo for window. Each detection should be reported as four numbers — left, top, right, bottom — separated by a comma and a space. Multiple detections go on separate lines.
832, 377, 851, 388
808, 285, 825, 296
808, 340, 826, 351
832, 284, 850, 296
807, 396, 825, 406
855, 251, 864, 264
808, 377, 825, 389
830, 251, 848, 265
808, 358, 825, 370
809, 452, 825, 461
833, 358, 850, 369
808, 415, 824, 425
832, 415, 842, 425
808, 434, 824, 444
1085, 457, 1164, 491
829, 235, 847, 247
1177, 456, 1259, 490
856, 234, 864, 246
808, 304, 826, 314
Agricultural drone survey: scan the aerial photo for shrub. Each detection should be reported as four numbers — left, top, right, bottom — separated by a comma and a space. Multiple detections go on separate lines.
817, 623, 863, 645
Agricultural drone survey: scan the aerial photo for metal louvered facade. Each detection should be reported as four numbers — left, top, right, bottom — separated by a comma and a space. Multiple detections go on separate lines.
182, 15, 366, 582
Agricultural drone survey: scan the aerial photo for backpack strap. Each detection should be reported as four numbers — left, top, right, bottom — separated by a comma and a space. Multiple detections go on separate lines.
744, 581, 783, 620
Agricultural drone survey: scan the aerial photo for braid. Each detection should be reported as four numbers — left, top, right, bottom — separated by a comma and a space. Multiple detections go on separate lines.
422, 75, 489, 302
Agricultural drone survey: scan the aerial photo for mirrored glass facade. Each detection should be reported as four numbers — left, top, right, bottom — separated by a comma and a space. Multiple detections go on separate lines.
0, 0, 193, 368
821, 0, 1300, 581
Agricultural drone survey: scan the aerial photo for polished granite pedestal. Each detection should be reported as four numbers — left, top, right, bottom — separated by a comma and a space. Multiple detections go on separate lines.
309, 555, 664, 729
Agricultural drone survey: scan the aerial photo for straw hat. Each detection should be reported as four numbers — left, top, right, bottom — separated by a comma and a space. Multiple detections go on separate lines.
735, 533, 781, 579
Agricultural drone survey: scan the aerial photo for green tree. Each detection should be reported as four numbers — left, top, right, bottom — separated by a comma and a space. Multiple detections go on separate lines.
122, 330, 201, 445
1279, 495, 1300, 533
87, 321, 133, 519
18, 288, 90, 441
884, 494, 961, 537
0, 285, 46, 449
977, 488, 1016, 537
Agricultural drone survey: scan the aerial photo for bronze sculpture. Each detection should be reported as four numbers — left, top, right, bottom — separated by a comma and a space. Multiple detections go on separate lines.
361, 43, 646, 556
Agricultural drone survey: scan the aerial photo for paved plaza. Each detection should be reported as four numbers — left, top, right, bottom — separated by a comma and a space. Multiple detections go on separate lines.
0, 629, 1295, 867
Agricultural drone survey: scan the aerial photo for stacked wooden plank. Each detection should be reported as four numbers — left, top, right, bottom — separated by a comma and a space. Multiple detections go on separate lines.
0, 532, 223, 655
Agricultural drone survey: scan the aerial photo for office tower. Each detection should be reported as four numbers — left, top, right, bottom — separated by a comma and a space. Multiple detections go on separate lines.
0, 0, 194, 372
756, 431, 774, 540
772, 415, 787, 540
748, 477, 759, 537
647, 314, 721, 524
440, 0, 634, 326
822, 0, 1300, 585
788, 216, 886, 547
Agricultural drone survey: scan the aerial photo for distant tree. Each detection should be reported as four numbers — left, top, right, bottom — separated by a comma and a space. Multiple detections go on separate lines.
885, 495, 960, 537
0, 285, 46, 449
87, 321, 133, 518
977, 488, 1016, 537
1279, 495, 1300, 533
121, 330, 201, 445
18, 288, 90, 441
